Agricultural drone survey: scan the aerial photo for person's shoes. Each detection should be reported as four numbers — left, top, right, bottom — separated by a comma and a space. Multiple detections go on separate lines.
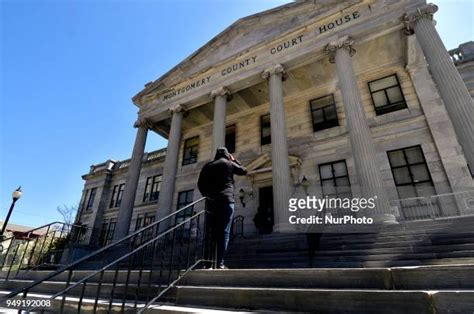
201, 262, 213, 270
218, 264, 229, 270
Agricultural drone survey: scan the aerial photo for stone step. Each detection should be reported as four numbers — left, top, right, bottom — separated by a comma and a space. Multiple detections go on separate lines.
229, 237, 474, 255
232, 220, 474, 244
231, 233, 474, 250
228, 257, 474, 269
181, 268, 392, 289
181, 265, 474, 290
229, 243, 474, 259
0, 279, 177, 302
0, 291, 250, 314
174, 286, 474, 314
0, 269, 181, 284
226, 250, 474, 262
0, 290, 149, 313
146, 304, 252, 313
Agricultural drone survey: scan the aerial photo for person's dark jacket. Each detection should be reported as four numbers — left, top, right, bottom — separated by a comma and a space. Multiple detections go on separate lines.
198, 147, 247, 203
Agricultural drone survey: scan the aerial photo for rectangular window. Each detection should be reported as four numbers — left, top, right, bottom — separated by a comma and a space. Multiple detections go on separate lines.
260, 114, 271, 146
143, 175, 162, 202
99, 219, 116, 246
319, 160, 351, 198
106, 220, 116, 245
109, 186, 118, 208
116, 184, 125, 207
368, 74, 407, 115
134, 215, 143, 232
225, 124, 236, 153
81, 189, 89, 211
134, 213, 156, 245
86, 187, 97, 210
310, 94, 339, 132
182, 136, 199, 165
387, 146, 435, 199
109, 183, 125, 208
176, 190, 194, 222
98, 222, 107, 246
134, 213, 156, 231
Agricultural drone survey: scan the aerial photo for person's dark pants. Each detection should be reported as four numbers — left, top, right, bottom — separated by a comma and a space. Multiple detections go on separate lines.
216, 202, 234, 266
206, 199, 234, 267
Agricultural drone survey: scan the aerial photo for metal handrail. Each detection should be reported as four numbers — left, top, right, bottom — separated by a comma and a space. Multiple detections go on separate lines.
3, 197, 211, 312
0, 221, 84, 244
52, 209, 205, 299
0, 222, 87, 280
3, 197, 205, 299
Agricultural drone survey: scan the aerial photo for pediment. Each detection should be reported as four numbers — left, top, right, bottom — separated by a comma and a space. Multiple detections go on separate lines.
247, 152, 301, 175
134, 0, 360, 103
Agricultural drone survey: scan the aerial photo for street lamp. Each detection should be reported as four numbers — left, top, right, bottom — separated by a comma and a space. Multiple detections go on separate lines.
1, 186, 23, 237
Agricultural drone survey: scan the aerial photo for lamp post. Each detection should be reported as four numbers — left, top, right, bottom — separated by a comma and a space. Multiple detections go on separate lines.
1, 186, 23, 237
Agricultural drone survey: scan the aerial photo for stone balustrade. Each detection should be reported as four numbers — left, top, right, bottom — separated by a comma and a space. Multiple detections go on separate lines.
86, 148, 167, 176
449, 41, 474, 65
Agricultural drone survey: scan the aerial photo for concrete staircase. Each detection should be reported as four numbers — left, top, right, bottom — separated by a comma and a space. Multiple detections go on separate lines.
226, 216, 474, 268
0, 269, 179, 313
1, 217, 474, 312
1, 265, 474, 313
171, 265, 474, 313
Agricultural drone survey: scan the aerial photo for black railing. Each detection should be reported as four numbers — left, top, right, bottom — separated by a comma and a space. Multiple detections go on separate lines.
0, 222, 86, 280
2, 197, 214, 312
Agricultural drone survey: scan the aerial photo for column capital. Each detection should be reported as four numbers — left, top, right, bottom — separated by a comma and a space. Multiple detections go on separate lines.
210, 86, 233, 101
262, 64, 287, 80
133, 117, 152, 129
168, 104, 185, 115
325, 36, 356, 63
210, 86, 231, 98
404, 3, 438, 33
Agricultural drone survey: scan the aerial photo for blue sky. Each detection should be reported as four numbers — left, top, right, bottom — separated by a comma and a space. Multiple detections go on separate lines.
1, 0, 473, 228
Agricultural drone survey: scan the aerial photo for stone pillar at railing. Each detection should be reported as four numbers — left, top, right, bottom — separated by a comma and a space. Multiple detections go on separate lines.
113, 118, 150, 241
156, 105, 184, 221
405, 4, 474, 173
262, 64, 293, 232
211, 87, 232, 155
326, 36, 397, 224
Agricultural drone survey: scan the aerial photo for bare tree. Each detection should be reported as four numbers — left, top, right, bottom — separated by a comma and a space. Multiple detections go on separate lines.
56, 204, 79, 225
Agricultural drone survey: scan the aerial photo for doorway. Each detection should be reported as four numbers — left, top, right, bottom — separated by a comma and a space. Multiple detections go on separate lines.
255, 186, 274, 234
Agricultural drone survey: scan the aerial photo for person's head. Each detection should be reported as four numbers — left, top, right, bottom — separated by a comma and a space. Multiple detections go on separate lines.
214, 147, 230, 161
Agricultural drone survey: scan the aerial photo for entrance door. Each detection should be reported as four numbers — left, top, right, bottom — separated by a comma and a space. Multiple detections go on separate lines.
255, 186, 274, 234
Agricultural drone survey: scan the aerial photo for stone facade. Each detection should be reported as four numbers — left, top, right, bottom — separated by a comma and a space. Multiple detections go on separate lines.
76, 0, 474, 245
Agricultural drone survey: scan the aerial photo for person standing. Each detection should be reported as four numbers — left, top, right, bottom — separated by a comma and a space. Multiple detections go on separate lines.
198, 147, 247, 269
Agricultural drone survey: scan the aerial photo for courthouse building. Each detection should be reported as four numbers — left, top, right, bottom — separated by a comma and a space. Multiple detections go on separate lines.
75, 0, 474, 246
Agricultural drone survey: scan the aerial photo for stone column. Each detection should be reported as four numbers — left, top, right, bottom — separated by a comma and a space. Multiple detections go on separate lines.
405, 3, 474, 172
406, 34, 474, 215
210, 87, 231, 154
262, 64, 292, 232
113, 118, 149, 241
156, 105, 184, 221
326, 37, 396, 224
